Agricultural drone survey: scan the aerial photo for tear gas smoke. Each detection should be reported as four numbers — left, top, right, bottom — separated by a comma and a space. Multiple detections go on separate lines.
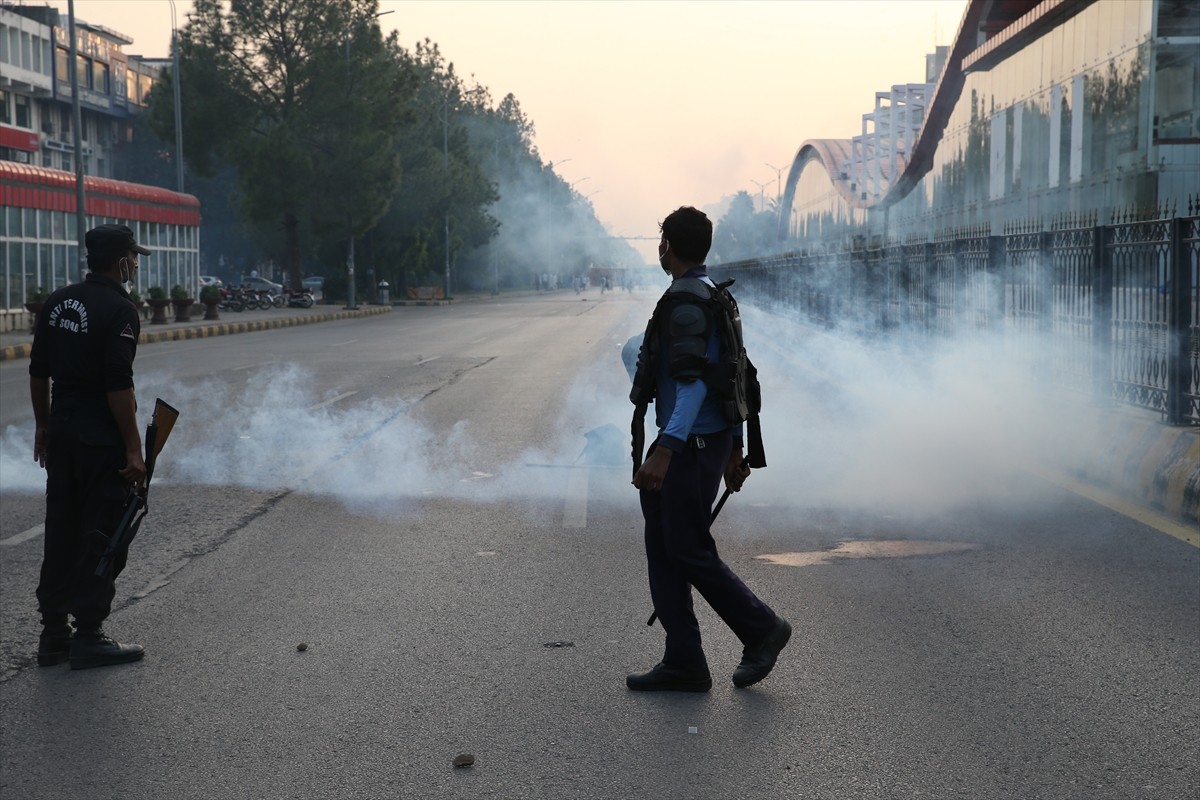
0, 288, 1098, 523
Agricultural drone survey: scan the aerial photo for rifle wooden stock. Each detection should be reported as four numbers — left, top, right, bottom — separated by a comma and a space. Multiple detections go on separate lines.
94, 398, 178, 577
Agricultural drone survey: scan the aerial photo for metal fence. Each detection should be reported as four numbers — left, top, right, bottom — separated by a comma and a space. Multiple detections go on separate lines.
722, 210, 1200, 426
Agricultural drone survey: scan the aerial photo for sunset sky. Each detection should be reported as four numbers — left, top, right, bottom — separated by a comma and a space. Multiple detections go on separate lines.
29, 0, 968, 261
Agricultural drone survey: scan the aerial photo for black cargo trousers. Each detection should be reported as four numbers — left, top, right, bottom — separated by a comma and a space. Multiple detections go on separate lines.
37, 418, 131, 632
639, 429, 776, 670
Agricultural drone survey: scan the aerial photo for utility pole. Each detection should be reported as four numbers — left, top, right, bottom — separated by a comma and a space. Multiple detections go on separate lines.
169, 0, 183, 193
67, 0, 86, 282
443, 93, 451, 300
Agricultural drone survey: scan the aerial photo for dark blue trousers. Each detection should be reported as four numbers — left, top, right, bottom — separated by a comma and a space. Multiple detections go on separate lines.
37, 423, 129, 631
640, 430, 776, 669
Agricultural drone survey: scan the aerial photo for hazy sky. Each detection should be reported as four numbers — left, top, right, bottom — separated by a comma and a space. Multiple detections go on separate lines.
32, 0, 968, 261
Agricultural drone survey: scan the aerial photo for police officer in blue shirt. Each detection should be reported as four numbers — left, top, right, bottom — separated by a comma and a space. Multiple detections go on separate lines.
627, 206, 790, 692
30, 224, 149, 670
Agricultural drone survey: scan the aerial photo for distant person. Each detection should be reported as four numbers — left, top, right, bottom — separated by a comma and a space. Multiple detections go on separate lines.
626, 206, 786, 692
28, 224, 149, 670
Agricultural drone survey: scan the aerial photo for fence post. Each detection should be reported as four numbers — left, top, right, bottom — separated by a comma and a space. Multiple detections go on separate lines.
1092, 224, 1113, 405
1166, 216, 1191, 425
988, 234, 1006, 329
923, 241, 936, 334
1038, 230, 1055, 334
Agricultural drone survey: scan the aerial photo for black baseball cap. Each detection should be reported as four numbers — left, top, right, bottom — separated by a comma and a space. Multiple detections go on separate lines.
85, 223, 152, 259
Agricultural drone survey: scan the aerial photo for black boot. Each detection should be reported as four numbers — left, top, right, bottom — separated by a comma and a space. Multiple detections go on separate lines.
626, 661, 712, 692
69, 629, 144, 670
37, 623, 73, 667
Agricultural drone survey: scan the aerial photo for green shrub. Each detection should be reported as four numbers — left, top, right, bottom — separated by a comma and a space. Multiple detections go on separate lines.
129, 289, 142, 303
27, 286, 49, 303
169, 284, 189, 301
199, 284, 222, 303
148, 286, 167, 300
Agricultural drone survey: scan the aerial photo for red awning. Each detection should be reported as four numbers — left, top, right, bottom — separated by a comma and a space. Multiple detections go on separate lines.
0, 125, 40, 152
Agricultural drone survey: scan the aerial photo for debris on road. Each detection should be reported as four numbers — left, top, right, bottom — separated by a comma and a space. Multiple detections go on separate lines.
296, 642, 308, 652
453, 753, 475, 768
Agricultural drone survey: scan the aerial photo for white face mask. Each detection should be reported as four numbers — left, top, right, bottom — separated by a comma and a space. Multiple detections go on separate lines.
119, 258, 134, 292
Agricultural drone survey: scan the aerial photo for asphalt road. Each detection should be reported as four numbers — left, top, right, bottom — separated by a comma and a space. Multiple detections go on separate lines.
0, 290, 1196, 800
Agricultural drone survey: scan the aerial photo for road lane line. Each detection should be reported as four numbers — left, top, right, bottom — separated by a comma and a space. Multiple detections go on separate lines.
563, 468, 589, 528
330, 339, 358, 347
415, 356, 441, 366
309, 391, 358, 411
1026, 465, 1199, 548
470, 337, 488, 344
1, 524, 44, 547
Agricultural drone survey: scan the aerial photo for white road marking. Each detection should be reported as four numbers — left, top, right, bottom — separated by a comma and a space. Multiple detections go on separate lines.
470, 337, 488, 344
309, 391, 358, 411
233, 362, 268, 371
330, 339, 358, 347
0, 524, 44, 547
415, 356, 441, 366
563, 468, 589, 528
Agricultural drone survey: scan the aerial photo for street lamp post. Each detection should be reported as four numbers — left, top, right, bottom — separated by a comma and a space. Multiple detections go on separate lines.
67, 0, 86, 282
443, 94, 450, 300
169, 0, 184, 194
750, 178, 770, 214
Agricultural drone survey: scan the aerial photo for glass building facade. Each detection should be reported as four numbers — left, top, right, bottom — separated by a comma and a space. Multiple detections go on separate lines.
784, 0, 1199, 249
0, 208, 199, 310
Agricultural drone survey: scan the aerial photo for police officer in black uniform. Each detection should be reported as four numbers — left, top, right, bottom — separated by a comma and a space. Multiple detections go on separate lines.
30, 223, 150, 670
627, 206, 790, 692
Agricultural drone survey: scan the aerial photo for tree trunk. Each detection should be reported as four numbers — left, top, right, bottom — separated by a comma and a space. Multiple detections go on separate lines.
285, 212, 302, 289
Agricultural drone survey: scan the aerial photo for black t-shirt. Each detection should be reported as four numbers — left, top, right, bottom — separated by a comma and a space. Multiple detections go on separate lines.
29, 274, 139, 428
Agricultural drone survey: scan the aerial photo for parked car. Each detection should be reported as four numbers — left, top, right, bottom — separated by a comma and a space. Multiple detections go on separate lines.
240, 276, 283, 294
199, 276, 224, 289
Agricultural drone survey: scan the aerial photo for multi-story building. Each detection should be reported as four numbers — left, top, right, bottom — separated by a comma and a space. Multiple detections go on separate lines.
1, 3, 156, 176
0, 4, 199, 323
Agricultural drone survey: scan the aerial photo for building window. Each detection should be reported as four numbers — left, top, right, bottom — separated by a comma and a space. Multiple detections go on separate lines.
56, 47, 67, 82
0, 89, 10, 125
93, 61, 108, 94
14, 94, 31, 128
1154, 45, 1200, 142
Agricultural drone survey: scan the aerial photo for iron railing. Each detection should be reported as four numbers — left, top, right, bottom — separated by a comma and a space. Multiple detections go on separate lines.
721, 210, 1200, 426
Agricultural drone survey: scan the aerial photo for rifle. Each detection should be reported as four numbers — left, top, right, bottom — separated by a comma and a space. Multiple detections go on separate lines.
94, 398, 180, 577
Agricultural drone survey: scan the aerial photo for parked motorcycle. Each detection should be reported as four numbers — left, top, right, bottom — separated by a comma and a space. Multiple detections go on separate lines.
282, 286, 315, 309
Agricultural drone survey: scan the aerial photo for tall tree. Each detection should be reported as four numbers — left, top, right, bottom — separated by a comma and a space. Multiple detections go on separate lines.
159, 0, 413, 287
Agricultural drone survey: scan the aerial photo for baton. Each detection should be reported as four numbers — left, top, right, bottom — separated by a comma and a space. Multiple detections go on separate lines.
645, 459, 749, 627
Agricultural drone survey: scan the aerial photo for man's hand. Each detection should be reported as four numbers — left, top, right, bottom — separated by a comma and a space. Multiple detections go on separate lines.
119, 449, 147, 488
633, 447, 672, 492
33, 427, 46, 469
724, 451, 751, 493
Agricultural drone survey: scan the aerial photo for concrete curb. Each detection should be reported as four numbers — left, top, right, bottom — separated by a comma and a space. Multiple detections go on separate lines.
1074, 412, 1199, 524
0, 305, 392, 362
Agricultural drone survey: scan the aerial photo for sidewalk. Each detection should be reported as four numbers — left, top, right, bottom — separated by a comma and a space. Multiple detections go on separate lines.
0, 303, 392, 362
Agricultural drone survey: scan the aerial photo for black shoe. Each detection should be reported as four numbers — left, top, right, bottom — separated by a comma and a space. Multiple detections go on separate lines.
626, 662, 712, 692
69, 631, 144, 670
37, 625, 73, 667
732, 617, 792, 688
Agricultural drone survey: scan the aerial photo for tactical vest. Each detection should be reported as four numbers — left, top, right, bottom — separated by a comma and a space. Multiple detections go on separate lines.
630, 277, 765, 477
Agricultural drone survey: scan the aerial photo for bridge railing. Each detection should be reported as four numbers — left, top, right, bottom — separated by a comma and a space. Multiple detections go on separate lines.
719, 211, 1200, 426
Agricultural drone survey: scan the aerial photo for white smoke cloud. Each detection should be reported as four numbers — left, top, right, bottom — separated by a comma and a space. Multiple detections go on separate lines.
0, 287, 1096, 524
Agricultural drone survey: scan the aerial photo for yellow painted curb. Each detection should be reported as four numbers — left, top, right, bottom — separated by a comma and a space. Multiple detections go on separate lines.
1, 306, 392, 361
